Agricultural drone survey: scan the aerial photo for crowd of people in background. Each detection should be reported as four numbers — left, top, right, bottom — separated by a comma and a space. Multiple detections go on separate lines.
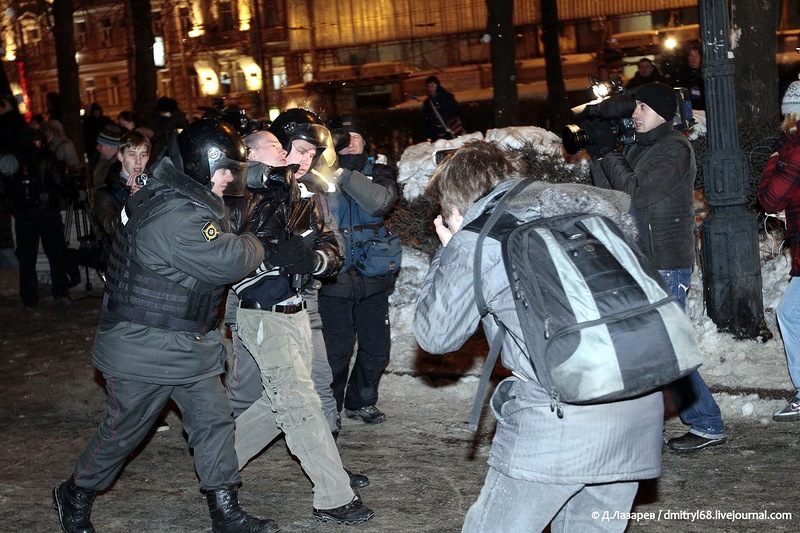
0, 93, 194, 310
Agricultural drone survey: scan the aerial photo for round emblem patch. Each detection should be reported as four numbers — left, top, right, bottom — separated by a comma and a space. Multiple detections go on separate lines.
202, 221, 221, 242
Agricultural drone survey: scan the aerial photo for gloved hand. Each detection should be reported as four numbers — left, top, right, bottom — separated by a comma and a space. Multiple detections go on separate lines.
257, 166, 293, 189
268, 235, 318, 274
331, 129, 351, 153
581, 119, 617, 159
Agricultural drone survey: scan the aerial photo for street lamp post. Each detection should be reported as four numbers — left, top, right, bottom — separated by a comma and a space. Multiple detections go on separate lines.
699, 0, 767, 338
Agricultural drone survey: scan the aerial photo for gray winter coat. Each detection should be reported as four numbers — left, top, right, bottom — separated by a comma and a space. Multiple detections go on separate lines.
414, 179, 663, 483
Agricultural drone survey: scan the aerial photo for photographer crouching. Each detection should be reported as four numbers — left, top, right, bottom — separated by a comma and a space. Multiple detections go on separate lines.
580, 81, 727, 453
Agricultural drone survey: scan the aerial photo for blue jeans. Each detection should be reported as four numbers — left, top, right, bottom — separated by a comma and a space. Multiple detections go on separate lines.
776, 276, 800, 393
660, 268, 725, 438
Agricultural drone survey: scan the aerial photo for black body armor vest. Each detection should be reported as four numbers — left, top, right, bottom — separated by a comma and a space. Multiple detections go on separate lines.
103, 188, 225, 334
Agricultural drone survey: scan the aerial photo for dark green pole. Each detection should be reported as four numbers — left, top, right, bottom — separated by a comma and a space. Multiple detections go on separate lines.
699, 0, 767, 339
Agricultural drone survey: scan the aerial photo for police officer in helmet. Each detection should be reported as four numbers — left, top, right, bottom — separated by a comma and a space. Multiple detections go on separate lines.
52, 119, 279, 533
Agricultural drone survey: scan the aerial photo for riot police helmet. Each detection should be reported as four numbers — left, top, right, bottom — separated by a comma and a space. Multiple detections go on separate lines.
177, 119, 248, 196
269, 108, 334, 171
270, 109, 330, 150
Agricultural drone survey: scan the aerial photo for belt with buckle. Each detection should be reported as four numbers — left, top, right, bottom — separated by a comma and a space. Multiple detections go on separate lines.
239, 299, 307, 314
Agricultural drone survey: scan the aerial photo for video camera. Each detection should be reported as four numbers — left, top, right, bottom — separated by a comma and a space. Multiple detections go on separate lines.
199, 97, 264, 136
562, 76, 636, 156
562, 96, 637, 156
562, 75, 694, 156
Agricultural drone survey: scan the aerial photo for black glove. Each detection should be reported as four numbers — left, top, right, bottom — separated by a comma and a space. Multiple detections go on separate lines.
257, 166, 293, 189
331, 129, 351, 153
581, 119, 617, 159
268, 235, 318, 274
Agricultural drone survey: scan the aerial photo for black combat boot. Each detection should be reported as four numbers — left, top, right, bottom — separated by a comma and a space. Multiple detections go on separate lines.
206, 486, 280, 533
52, 477, 96, 533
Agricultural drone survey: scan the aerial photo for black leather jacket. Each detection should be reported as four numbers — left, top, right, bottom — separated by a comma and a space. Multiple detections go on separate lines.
229, 166, 342, 307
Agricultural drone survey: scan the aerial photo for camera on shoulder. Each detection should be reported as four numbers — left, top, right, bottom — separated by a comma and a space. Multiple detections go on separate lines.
562, 75, 694, 156
562, 95, 637, 155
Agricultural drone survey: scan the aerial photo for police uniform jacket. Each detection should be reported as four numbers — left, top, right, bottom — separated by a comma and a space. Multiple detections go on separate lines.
93, 157, 264, 384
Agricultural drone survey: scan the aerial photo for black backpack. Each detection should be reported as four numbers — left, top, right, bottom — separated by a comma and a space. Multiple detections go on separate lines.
465, 178, 703, 430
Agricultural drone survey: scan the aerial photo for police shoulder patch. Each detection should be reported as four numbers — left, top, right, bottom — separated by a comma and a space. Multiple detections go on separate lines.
202, 221, 221, 242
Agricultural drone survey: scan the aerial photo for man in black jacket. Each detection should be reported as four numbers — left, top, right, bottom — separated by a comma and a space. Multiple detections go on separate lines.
226, 128, 374, 525
584, 81, 726, 453
272, 108, 344, 436
1, 127, 72, 309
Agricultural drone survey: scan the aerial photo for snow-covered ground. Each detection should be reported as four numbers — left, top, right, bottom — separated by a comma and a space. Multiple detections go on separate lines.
388, 121, 796, 425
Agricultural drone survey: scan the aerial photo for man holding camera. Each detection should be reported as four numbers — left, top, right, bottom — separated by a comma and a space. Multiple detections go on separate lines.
583, 81, 726, 453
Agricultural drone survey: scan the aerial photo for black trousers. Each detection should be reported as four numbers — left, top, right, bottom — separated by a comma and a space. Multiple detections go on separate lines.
318, 289, 391, 412
14, 208, 69, 307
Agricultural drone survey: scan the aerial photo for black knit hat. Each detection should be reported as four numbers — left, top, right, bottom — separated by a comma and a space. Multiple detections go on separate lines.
634, 82, 677, 122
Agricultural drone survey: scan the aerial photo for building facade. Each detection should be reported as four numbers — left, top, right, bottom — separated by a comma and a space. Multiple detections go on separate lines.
0, 0, 795, 122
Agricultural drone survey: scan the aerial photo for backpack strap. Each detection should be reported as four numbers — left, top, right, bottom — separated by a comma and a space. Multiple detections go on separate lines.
467, 177, 533, 431
467, 326, 506, 431
472, 177, 532, 316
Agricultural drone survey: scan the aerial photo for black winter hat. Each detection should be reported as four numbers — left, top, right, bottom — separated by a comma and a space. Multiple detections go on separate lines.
634, 82, 677, 123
